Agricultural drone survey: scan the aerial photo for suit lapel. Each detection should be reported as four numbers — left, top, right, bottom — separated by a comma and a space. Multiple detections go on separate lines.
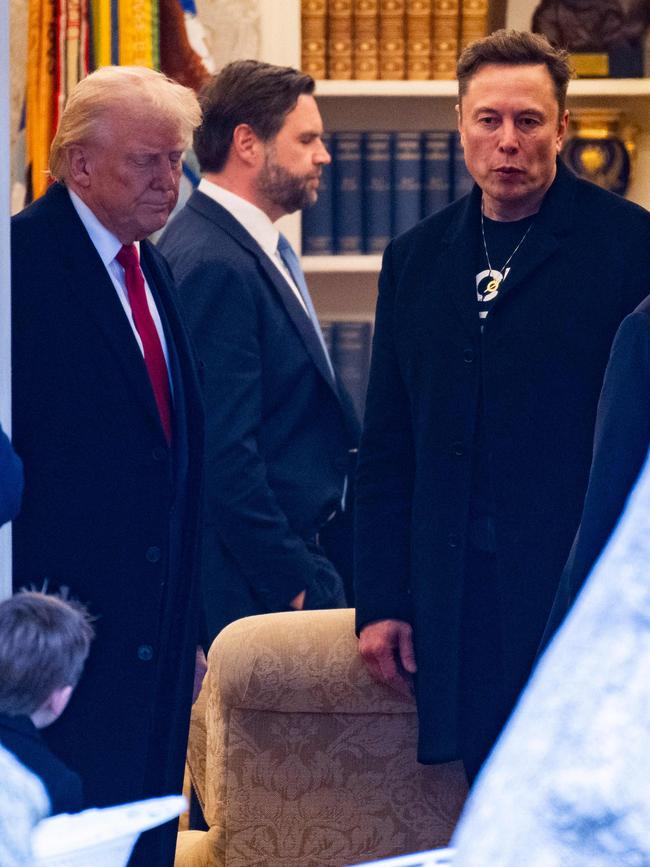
187, 191, 340, 398
438, 186, 484, 338
44, 184, 167, 438
490, 161, 575, 307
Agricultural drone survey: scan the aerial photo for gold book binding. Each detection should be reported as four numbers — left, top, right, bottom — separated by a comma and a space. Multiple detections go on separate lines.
379, 0, 406, 79
406, 0, 432, 79
354, 0, 379, 79
459, 0, 488, 52
431, 0, 459, 80
328, 0, 354, 79
302, 0, 327, 79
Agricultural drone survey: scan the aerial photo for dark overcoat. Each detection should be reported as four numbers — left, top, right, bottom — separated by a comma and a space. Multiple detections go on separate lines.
0, 713, 82, 816
11, 183, 204, 863
541, 294, 650, 650
159, 191, 359, 642
355, 162, 650, 763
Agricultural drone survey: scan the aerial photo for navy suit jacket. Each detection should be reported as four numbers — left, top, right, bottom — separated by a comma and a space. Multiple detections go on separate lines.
159, 190, 359, 641
0, 425, 23, 526
540, 294, 650, 650
11, 182, 204, 864
0, 714, 82, 815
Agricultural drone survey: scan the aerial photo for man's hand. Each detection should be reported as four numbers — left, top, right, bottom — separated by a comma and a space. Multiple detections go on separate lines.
290, 589, 306, 610
358, 619, 417, 696
192, 646, 208, 704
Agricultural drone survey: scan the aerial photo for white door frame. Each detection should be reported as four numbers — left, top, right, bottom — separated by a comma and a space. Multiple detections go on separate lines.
1, 0, 13, 599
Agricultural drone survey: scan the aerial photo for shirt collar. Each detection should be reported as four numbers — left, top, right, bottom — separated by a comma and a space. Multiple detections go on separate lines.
198, 177, 279, 260
68, 188, 140, 265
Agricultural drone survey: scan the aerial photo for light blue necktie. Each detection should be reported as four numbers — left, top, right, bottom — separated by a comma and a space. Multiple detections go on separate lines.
277, 233, 335, 381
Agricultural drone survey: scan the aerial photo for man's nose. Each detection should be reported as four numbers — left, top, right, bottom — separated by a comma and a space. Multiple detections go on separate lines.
315, 139, 331, 165
498, 120, 519, 152
152, 158, 179, 188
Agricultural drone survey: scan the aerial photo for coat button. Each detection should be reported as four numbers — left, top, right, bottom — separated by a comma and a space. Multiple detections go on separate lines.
146, 546, 161, 563
452, 441, 465, 456
137, 644, 153, 662
463, 349, 475, 363
152, 446, 167, 462
448, 533, 460, 549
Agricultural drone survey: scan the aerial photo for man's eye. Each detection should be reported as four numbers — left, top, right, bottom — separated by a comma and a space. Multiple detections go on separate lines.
478, 117, 497, 126
170, 152, 183, 165
520, 117, 540, 128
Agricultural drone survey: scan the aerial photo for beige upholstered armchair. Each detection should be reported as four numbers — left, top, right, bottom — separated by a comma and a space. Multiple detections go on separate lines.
176, 609, 467, 867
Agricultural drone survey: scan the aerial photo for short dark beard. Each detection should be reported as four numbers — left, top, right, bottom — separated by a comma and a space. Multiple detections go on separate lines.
257, 147, 317, 214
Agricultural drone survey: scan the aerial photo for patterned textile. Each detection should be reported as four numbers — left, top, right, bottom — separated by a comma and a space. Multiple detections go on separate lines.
0, 743, 50, 867
25, 0, 57, 200
178, 609, 467, 867
118, 0, 158, 67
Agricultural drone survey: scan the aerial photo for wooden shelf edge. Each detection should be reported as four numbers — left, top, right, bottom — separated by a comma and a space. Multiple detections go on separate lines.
314, 78, 650, 98
302, 255, 383, 273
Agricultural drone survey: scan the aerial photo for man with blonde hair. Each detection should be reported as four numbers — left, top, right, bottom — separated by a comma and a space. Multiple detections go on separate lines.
11, 66, 204, 865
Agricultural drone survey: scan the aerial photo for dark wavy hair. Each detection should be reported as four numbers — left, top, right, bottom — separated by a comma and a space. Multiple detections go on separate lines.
457, 29, 573, 115
194, 60, 315, 173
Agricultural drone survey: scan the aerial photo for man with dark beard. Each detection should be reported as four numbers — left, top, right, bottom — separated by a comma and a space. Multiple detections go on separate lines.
159, 61, 358, 643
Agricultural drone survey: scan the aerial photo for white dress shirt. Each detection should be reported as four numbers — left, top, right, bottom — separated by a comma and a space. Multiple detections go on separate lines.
197, 178, 308, 314
68, 189, 171, 374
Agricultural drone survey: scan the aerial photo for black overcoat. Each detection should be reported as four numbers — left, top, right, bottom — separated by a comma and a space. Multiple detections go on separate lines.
11, 183, 204, 862
541, 294, 650, 650
355, 162, 650, 763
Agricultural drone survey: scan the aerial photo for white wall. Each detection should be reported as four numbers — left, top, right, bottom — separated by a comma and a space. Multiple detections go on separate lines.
1, 0, 12, 599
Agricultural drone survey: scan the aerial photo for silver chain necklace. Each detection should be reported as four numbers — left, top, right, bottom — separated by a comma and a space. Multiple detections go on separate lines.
480, 202, 535, 296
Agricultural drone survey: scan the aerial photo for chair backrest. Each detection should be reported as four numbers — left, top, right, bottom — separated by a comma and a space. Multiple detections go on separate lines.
186, 609, 467, 867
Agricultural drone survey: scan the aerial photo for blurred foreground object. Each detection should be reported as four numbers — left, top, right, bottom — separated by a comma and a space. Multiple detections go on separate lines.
451, 446, 650, 865
32, 795, 186, 867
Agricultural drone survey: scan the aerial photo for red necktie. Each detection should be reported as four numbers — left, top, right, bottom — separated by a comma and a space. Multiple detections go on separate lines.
116, 244, 173, 444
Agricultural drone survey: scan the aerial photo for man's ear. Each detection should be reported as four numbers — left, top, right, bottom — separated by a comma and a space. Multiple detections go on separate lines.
455, 103, 464, 146
67, 145, 92, 188
231, 123, 263, 167
556, 109, 569, 152
31, 684, 73, 729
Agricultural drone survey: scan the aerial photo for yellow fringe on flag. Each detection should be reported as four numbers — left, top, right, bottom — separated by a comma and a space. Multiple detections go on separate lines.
119, 0, 156, 67
91, 0, 111, 68
25, 0, 57, 199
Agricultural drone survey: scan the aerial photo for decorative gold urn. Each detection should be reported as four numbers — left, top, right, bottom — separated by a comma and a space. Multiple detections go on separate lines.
562, 108, 637, 195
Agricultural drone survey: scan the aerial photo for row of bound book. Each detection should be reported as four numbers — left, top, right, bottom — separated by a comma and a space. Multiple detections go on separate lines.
321, 320, 373, 422
301, 0, 490, 81
302, 130, 474, 256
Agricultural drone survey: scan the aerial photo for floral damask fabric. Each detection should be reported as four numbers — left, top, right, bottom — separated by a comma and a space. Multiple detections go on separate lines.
184, 609, 467, 867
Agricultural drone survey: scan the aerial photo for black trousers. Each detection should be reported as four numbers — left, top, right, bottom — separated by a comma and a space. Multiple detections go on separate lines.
459, 546, 514, 784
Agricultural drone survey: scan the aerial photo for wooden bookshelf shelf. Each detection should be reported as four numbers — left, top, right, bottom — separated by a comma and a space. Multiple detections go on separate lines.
303, 255, 383, 274
315, 78, 650, 98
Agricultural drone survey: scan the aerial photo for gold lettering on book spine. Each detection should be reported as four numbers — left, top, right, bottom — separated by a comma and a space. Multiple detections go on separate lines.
354, 0, 379, 79
431, 0, 459, 79
379, 0, 406, 79
460, 0, 488, 52
328, 0, 354, 79
302, 0, 327, 79
406, 0, 432, 79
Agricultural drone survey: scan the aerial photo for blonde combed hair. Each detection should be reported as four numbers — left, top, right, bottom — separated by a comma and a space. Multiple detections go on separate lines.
49, 65, 202, 182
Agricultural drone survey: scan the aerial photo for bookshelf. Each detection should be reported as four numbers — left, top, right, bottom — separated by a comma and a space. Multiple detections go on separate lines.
257, 3, 650, 319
